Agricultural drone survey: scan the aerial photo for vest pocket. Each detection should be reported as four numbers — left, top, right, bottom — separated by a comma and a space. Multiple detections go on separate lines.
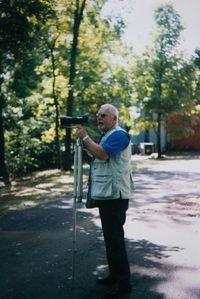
91, 174, 113, 198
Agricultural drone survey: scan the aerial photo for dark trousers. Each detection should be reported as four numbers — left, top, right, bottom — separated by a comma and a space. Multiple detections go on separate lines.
97, 199, 130, 287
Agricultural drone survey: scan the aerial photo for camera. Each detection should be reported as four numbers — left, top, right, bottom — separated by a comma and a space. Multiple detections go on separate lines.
60, 115, 88, 128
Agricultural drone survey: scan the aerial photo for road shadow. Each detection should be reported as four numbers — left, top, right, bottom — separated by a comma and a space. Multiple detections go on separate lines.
131, 168, 200, 223
0, 196, 179, 299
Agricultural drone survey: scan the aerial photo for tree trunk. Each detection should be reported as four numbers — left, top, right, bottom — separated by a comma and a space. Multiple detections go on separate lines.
50, 42, 61, 169
0, 84, 10, 185
156, 54, 164, 158
63, 0, 86, 170
157, 113, 162, 158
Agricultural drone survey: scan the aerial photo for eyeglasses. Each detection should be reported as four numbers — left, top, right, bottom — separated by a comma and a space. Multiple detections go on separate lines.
96, 113, 108, 118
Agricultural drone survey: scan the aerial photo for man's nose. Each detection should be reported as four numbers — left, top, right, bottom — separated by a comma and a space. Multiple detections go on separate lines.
97, 114, 102, 120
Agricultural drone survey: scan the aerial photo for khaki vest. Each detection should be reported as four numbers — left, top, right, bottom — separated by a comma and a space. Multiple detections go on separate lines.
90, 126, 134, 200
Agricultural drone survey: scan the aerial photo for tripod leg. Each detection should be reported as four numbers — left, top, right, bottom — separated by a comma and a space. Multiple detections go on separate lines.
72, 142, 78, 291
71, 138, 83, 293
77, 141, 83, 202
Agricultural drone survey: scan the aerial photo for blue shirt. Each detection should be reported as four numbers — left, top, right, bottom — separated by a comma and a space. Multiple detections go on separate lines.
100, 130, 130, 157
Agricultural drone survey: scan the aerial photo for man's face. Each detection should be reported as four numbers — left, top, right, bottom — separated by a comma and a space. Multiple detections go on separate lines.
96, 108, 117, 133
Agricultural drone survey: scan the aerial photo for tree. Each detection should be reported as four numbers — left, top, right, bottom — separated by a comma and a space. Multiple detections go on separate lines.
131, 4, 197, 157
37, 0, 74, 169
63, 0, 128, 169
63, 0, 87, 170
193, 49, 200, 101
0, 0, 135, 178
41, 33, 62, 169
0, 0, 54, 184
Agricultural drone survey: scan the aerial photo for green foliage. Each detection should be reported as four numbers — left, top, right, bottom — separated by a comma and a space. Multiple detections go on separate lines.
5, 102, 57, 176
153, 4, 184, 54
1, 1, 200, 178
7, 134, 57, 176
1, 0, 134, 177
0, 0, 56, 182
130, 115, 157, 136
0, 0, 54, 57
10, 55, 43, 98
130, 4, 198, 155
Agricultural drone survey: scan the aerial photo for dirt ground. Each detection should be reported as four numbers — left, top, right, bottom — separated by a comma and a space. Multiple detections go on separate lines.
0, 155, 200, 299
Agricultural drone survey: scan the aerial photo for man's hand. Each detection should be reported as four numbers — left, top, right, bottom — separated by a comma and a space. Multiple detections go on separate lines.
75, 126, 109, 160
75, 126, 88, 139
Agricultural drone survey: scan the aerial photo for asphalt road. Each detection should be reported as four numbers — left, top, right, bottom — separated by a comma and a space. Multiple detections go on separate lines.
0, 156, 200, 299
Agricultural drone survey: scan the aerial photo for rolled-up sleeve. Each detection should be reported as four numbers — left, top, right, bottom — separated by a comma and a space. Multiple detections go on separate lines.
101, 131, 130, 157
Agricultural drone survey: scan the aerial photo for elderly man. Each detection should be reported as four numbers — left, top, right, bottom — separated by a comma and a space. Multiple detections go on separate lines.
76, 104, 133, 298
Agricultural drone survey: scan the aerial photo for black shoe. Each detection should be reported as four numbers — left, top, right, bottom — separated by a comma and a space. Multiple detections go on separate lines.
96, 275, 116, 286
104, 286, 132, 298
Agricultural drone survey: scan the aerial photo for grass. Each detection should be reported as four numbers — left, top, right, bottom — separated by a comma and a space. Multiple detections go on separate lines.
0, 167, 89, 216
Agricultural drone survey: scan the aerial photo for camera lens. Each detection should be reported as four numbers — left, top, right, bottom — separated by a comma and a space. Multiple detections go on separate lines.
60, 115, 88, 127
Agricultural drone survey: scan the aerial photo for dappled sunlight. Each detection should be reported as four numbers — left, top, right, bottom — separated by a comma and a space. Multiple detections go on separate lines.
8, 200, 38, 211
131, 264, 168, 279
1, 158, 200, 298
78, 225, 92, 235
92, 264, 108, 276
32, 169, 63, 178
126, 156, 200, 298
154, 266, 200, 299
0, 169, 76, 215
47, 203, 71, 210
36, 183, 55, 188
55, 175, 74, 184
79, 205, 102, 229
51, 188, 70, 193
16, 188, 48, 197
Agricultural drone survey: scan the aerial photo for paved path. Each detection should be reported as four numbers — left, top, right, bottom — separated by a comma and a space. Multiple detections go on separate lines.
0, 156, 200, 299
127, 156, 200, 299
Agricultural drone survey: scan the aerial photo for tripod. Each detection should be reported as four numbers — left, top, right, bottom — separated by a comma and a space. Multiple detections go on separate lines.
72, 138, 83, 290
